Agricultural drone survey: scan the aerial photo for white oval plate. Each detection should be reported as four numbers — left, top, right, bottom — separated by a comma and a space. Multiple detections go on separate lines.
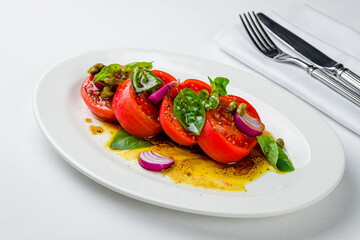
33, 49, 344, 218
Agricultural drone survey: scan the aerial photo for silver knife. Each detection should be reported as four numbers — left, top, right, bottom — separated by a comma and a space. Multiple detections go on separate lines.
257, 12, 360, 93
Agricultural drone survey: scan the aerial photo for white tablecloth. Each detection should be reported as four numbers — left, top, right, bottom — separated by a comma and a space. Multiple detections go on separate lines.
1, 0, 360, 239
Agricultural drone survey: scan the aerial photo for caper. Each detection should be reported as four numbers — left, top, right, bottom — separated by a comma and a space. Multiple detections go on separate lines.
236, 103, 247, 116
276, 138, 285, 149
94, 63, 105, 69
104, 77, 117, 86
104, 76, 125, 87
87, 63, 105, 75
87, 67, 98, 75
227, 100, 238, 112
101, 86, 114, 99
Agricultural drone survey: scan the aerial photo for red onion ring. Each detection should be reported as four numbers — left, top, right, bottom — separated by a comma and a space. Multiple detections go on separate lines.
139, 151, 174, 171
148, 80, 178, 104
94, 81, 105, 90
233, 113, 264, 137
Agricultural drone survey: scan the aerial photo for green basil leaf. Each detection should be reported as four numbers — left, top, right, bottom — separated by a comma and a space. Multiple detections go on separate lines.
93, 63, 122, 82
209, 77, 216, 92
110, 129, 153, 150
208, 76, 229, 96
198, 89, 209, 106
204, 92, 220, 110
130, 67, 163, 96
256, 135, 279, 167
199, 77, 230, 110
256, 135, 294, 172
198, 89, 218, 110
173, 88, 206, 135
123, 61, 153, 72
276, 146, 295, 172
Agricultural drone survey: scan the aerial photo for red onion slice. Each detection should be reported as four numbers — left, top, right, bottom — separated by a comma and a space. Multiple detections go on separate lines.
233, 113, 264, 137
148, 81, 178, 104
139, 151, 174, 171
94, 81, 105, 90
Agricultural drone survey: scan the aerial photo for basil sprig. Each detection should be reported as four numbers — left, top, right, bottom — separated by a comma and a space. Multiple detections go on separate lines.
200, 77, 229, 110
130, 67, 163, 96
209, 77, 229, 96
123, 61, 153, 72
173, 88, 206, 135
110, 129, 153, 150
93, 64, 123, 82
256, 135, 294, 172
198, 89, 219, 110
174, 76, 229, 135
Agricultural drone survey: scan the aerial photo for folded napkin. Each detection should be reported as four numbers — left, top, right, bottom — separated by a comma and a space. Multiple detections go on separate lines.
215, 4, 360, 135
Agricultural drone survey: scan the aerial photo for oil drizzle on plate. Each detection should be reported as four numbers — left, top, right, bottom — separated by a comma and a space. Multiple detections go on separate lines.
89, 125, 104, 135
85, 118, 277, 191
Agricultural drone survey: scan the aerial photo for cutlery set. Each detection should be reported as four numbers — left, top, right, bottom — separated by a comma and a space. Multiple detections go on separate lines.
240, 12, 360, 107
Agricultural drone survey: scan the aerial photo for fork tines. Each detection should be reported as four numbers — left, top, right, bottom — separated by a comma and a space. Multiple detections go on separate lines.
240, 12, 277, 54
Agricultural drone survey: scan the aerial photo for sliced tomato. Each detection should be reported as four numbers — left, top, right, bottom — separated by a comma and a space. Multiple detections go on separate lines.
159, 79, 211, 146
167, 79, 212, 98
81, 75, 117, 122
197, 95, 260, 163
112, 80, 160, 137
151, 70, 177, 86
112, 70, 176, 137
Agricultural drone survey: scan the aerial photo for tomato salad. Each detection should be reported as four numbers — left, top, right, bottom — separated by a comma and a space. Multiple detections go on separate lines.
81, 61, 294, 173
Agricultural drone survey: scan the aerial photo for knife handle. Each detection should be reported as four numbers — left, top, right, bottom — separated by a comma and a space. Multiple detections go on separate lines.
337, 68, 360, 93
308, 66, 360, 107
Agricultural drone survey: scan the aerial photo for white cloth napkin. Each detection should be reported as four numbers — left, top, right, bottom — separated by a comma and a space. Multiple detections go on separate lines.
215, 4, 360, 135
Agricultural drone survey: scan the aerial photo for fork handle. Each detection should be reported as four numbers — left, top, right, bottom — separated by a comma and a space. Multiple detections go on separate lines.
338, 68, 360, 93
307, 66, 360, 107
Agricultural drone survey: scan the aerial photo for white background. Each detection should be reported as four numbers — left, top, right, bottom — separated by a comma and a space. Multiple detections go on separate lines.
1, 0, 360, 239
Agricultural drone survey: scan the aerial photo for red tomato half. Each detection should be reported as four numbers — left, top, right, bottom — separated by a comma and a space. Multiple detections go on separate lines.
152, 70, 177, 87
159, 79, 211, 146
197, 95, 261, 163
81, 75, 117, 122
112, 70, 176, 137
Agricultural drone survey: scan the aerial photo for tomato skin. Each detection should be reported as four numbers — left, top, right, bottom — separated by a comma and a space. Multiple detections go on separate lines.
168, 79, 212, 98
159, 79, 211, 146
81, 75, 117, 122
151, 70, 177, 86
112, 70, 177, 137
160, 97, 197, 146
112, 80, 161, 137
197, 95, 260, 164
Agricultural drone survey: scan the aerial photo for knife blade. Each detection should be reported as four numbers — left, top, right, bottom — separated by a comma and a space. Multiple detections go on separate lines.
257, 12, 360, 93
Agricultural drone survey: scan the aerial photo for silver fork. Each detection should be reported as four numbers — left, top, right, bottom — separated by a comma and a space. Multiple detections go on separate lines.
240, 12, 360, 107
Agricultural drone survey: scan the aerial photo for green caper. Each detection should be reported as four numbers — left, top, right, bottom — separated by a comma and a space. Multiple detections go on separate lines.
87, 63, 105, 75
104, 77, 117, 86
104, 76, 125, 87
227, 100, 238, 112
276, 138, 285, 149
236, 103, 247, 116
101, 86, 114, 99
87, 67, 98, 75
93, 63, 105, 71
